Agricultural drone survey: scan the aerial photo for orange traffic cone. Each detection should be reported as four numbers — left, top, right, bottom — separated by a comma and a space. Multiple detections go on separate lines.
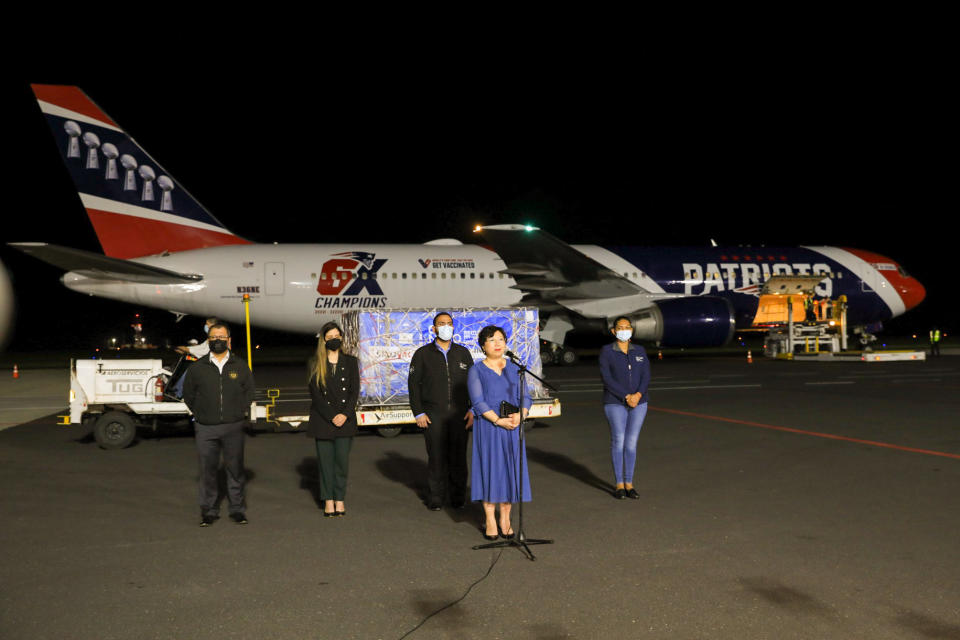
12, 364, 19, 379
746, 350, 753, 364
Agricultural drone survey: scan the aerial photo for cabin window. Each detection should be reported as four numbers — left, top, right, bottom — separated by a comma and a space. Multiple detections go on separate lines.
470, 273, 475, 279
421, 273, 426, 279
441, 273, 447, 279
460, 273, 466, 279
479, 273, 485, 279
362, 272, 368, 280
432, 273, 437, 279
402, 273, 407, 279
320, 273, 327, 280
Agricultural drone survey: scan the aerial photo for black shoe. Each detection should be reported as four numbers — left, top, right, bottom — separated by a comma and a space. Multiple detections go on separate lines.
498, 524, 515, 539
626, 488, 640, 500
323, 510, 336, 518
451, 499, 465, 510
613, 488, 627, 499
200, 515, 217, 527
335, 509, 346, 517
427, 501, 442, 511
229, 512, 248, 524
480, 526, 498, 541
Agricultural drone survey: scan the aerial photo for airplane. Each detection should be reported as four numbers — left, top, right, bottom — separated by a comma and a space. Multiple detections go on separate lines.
11, 85, 926, 363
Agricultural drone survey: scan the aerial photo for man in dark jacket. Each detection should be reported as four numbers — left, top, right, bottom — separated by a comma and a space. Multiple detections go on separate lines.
408, 312, 474, 510
182, 322, 255, 526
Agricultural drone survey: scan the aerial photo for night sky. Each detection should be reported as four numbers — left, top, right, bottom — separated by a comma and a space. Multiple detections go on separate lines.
3, 51, 951, 352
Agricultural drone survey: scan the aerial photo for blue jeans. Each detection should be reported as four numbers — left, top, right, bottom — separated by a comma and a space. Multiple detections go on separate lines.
603, 403, 648, 484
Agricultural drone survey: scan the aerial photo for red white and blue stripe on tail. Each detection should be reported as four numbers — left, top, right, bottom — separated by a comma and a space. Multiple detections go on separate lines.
31, 85, 250, 259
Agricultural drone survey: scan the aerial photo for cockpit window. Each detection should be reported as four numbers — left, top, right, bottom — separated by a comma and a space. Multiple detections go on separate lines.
898, 265, 910, 278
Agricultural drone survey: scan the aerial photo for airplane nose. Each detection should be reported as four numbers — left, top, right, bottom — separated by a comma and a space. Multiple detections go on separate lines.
899, 278, 926, 311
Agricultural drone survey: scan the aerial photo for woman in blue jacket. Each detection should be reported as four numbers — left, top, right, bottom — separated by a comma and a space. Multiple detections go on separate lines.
598, 316, 651, 499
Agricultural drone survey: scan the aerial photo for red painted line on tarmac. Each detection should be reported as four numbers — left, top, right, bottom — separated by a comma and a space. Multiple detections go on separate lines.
649, 407, 960, 460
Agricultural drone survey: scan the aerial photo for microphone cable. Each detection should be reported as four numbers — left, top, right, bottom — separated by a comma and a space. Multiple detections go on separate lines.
396, 547, 504, 639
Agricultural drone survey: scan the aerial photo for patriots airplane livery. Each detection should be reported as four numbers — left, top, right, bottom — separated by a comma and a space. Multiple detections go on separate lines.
12, 86, 925, 359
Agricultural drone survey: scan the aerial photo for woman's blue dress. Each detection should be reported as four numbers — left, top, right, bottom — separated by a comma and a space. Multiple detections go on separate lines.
468, 360, 532, 503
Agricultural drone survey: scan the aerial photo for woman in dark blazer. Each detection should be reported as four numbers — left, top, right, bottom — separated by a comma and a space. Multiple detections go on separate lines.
307, 321, 360, 517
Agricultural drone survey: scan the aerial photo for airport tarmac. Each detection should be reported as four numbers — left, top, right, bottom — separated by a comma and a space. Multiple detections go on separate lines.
1, 355, 959, 639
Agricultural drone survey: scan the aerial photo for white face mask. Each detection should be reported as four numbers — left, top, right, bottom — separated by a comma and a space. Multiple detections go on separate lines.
615, 329, 632, 342
436, 325, 454, 341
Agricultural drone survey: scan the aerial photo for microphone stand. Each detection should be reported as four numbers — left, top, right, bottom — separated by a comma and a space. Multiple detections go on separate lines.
473, 352, 555, 561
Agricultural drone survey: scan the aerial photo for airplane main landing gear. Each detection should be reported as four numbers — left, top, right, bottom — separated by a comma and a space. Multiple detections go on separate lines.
541, 343, 578, 366
557, 347, 578, 365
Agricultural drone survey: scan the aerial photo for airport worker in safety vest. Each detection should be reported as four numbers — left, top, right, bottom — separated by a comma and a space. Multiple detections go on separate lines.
929, 328, 941, 357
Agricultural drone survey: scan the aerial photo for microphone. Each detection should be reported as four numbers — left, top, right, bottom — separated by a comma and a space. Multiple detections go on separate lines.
505, 350, 520, 361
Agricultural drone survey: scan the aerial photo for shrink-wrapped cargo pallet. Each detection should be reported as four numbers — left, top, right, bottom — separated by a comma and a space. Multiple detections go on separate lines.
340, 307, 545, 406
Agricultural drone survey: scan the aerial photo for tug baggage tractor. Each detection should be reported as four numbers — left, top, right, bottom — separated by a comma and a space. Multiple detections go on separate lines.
68, 357, 201, 449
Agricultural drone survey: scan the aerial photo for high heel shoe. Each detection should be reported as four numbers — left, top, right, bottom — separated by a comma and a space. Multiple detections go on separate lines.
480, 525, 498, 541
323, 510, 336, 518
498, 524, 515, 540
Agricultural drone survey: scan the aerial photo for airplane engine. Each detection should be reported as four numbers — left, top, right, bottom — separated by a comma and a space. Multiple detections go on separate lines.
628, 297, 736, 347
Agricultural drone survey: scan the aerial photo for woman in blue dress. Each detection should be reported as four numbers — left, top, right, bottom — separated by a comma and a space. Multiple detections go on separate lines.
468, 325, 532, 540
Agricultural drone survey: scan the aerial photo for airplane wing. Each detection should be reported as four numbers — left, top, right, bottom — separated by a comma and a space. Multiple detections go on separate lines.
476, 224, 645, 298
475, 224, 673, 318
8, 243, 202, 284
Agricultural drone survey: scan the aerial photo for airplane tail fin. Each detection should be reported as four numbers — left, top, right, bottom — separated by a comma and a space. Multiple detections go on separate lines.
30, 85, 251, 259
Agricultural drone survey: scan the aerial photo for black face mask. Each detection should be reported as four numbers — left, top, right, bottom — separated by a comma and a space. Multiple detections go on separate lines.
325, 338, 342, 352
209, 339, 228, 354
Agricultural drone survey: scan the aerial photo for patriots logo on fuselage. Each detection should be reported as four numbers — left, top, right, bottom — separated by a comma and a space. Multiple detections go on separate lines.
333, 251, 377, 270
